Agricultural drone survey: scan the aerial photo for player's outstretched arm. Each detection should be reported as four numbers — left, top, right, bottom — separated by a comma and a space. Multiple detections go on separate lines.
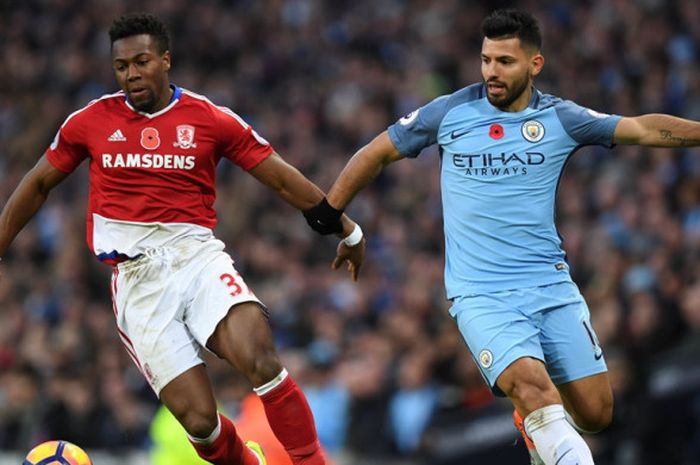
326, 130, 403, 211
300, 131, 402, 281
614, 114, 700, 147
0, 156, 69, 258
302, 131, 402, 236
248, 151, 365, 280
248, 151, 327, 210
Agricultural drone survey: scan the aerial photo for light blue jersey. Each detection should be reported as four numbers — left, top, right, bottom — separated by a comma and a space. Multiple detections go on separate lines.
388, 83, 621, 299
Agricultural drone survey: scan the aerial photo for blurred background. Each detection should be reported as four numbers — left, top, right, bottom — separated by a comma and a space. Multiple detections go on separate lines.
1, 0, 700, 464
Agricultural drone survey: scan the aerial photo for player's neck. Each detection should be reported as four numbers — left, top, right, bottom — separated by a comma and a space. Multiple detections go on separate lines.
151, 83, 175, 113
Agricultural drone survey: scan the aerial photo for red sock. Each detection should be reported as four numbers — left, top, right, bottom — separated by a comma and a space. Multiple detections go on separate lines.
189, 413, 259, 465
257, 371, 325, 465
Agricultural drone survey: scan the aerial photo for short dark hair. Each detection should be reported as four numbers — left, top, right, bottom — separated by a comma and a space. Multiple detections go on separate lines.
482, 9, 542, 52
109, 13, 170, 54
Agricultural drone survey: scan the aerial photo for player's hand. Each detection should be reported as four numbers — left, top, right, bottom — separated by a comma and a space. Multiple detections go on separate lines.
332, 237, 365, 281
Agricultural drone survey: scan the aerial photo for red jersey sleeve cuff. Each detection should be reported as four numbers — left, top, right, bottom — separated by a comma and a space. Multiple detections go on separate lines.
45, 151, 77, 174
240, 144, 274, 171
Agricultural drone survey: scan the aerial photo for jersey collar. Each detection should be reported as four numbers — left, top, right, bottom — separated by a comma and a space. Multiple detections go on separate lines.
124, 85, 182, 119
528, 86, 542, 109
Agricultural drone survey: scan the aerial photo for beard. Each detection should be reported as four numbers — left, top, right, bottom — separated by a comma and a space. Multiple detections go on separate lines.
486, 74, 530, 110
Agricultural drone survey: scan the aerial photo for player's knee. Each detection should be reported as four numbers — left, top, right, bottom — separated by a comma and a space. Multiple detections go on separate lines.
179, 410, 219, 439
244, 348, 283, 387
498, 358, 560, 410
499, 368, 560, 412
575, 397, 613, 432
508, 381, 559, 411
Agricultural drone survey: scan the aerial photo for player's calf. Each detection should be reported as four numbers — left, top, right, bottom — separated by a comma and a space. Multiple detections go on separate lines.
513, 409, 545, 465
189, 413, 261, 465
524, 404, 595, 465
256, 369, 326, 465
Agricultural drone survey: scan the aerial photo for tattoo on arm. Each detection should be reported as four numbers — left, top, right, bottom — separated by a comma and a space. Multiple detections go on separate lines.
659, 129, 700, 147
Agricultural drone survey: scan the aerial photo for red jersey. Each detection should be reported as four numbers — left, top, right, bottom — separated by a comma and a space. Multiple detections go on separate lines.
45, 86, 273, 263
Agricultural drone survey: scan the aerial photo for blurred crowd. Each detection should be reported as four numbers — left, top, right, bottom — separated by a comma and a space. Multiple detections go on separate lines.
1, 0, 700, 464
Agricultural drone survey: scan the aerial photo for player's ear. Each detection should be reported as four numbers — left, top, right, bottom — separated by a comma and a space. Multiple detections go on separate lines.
162, 51, 171, 72
530, 53, 544, 78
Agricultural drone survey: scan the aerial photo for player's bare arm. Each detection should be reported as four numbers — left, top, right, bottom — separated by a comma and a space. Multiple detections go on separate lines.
248, 151, 356, 234
249, 151, 326, 209
249, 151, 365, 280
0, 156, 69, 257
325, 130, 403, 210
302, 131, 401, 280
613, 114, 700, 147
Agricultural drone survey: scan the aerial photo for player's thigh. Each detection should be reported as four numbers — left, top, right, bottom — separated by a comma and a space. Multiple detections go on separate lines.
183, 252, 280, 385
112, 260, 208, 396
538, 282, 607, 386
207, 301, 281, 385
450, 290, 545, 396
158, 363, 219, 436
183, 245, 265, 349
538, 282, 611, 429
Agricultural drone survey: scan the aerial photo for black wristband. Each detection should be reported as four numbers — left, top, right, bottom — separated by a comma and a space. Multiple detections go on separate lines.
303, 198, 344, 235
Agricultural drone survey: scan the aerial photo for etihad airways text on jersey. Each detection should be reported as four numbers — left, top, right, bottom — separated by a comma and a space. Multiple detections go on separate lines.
101, 153, 196, 170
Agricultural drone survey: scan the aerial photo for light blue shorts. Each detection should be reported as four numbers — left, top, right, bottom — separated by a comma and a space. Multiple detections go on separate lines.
449, 281, 607, 396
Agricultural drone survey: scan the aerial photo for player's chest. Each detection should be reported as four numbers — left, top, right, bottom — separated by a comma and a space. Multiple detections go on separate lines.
439, 116, 567, 180
93, 119, 214, 154
89, 119, 217, 172
440, 115, 551, 151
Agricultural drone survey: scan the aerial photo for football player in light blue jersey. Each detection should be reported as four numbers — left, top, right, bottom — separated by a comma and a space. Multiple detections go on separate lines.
302, 8, 700, 465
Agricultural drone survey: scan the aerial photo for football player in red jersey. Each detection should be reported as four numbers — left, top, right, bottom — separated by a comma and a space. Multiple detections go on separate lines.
0, 13, 363, 465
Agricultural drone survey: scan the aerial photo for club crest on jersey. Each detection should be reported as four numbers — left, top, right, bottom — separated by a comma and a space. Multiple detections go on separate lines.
174, 124, 197, 149
140, 127, 161, 150
479, 349, 494, 369
521, 120, 545, 143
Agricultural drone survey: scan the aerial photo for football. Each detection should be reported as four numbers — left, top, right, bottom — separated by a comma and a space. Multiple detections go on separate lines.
23, 440, 92, 465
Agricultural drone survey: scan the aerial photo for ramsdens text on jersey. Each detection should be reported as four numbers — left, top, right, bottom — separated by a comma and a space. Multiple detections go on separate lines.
452, 152, 544, 176
101, 152, 196, 170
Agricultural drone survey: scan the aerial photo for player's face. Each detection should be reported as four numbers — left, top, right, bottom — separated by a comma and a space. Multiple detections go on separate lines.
112, 34, 171, 113
480, 37, 544, 112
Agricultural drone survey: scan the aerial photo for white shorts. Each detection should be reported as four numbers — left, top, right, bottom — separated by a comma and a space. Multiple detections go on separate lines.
109, 237, 263, 395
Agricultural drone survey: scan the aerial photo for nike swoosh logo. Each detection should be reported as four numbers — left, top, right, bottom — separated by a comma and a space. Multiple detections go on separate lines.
450, 129, 472, 139
594, 351, 603, 360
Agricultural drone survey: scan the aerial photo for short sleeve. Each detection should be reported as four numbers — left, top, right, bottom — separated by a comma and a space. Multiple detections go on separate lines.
554, 100, 622, 147
45, 115, 90, 173
214, 107, 273, 170
387, 95, 450, 158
